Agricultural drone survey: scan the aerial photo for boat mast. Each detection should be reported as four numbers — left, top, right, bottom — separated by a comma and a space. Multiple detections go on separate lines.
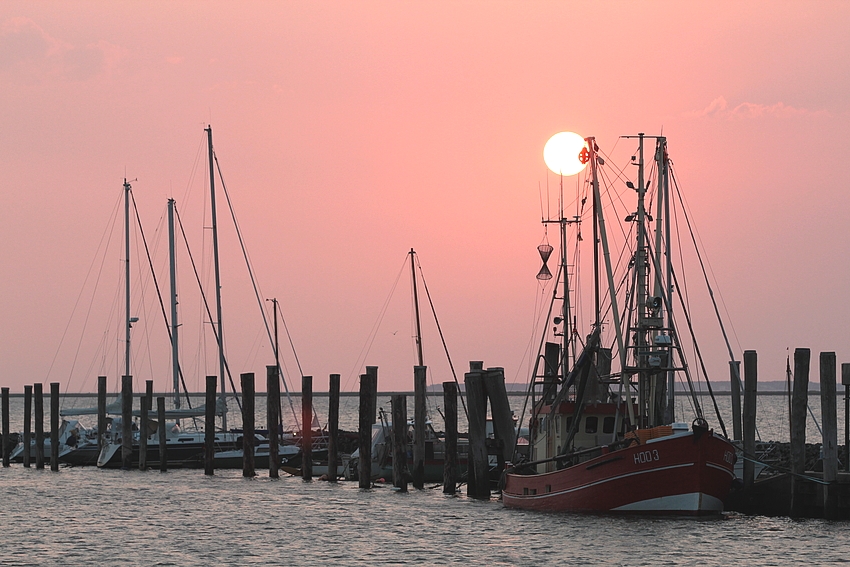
586, 137, 635, 426
654, 137, 675, 423
168, 198, 181, 410
410, 248, 424, 367
206, 125, 228, 430
123, 178, 132, 380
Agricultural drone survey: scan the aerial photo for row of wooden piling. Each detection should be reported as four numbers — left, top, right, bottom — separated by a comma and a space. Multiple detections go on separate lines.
730, 349, 850, 519
1, 383, 60, 471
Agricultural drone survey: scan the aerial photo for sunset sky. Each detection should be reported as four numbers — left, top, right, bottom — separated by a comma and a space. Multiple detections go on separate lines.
1, 2, 848, 399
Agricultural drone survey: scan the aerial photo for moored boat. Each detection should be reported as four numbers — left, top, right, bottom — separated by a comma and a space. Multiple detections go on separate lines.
502, 133, 736, 514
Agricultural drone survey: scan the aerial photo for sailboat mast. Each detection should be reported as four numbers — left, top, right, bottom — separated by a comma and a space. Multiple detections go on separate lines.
168, 198, 181, 410
123, 179, 132, 380
410, 248, 424, 367
206, 125, 227, 430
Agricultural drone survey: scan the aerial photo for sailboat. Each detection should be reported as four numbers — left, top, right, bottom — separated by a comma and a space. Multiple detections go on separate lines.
502, 133, 736, 514
97, 129, 243, 468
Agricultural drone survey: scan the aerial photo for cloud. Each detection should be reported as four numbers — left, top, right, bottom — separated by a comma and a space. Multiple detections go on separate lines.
0, 17, 125, 81
690, 96, 828, 119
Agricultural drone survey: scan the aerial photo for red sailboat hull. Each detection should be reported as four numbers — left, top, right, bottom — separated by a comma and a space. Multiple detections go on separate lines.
503, 429, 735, 515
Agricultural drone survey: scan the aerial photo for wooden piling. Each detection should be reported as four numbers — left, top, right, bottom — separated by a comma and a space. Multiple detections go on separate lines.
204, 375, 216, 476
412, 366, 426, 489
366, 366, 378, 425
121, 376, 132, 470
484, 367, 516, 464
50, 382, 59, 472
241, 373, 256, 478
157, 396, 167, 472
790, 348, 810, 517
730, 360, 742, 441
302, 375, 313, 480
23, 385, 32, 468
97, 376, 106, 459
391, 394, 408, 492
820, 352, 838, 520
742, 350, 757, 494
358, 373, 374, 489
327, 373, 340, 482
139, 380, 152, 470
465, 366, 490, 500
34, 383, 44, 469
443, 381, 458, 494
1, 387, 9, 467
267, 365, 280, 479
842, 363, 850, 474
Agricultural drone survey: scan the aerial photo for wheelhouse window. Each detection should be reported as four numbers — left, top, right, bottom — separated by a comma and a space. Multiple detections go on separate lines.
603, 416, 615, 434
585, 416, 598, 434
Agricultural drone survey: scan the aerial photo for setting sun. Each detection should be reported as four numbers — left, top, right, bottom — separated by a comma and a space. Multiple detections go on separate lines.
543, 131, 588, 176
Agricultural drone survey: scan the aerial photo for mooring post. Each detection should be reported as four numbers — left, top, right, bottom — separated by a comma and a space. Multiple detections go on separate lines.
204, 375, 217, 476
391, 394, 408, 492
820, 352, 838, 520
120, 376, 132, 470
413, 366, 426, 489
730, 360, 742, 441
1, 387, 9, 467
465, 363, 490, 500
443, 381, 458, 494
790, 348, 810, 517
97, 376, 106, 459
302, 375, 313, 480
139, 380, 152, 470
34, 383, 44, 469
267, 365, 280, 479
485, 367, 516, 465
23, 385, 32, 468
50, 382, 60, 472
366, 366, 378, 425
358, 373, 374, 489
328, 373, 340, 482
157, 396, 167, 472
241, 373, 256, 478
742, 350, 757, 495
842, 363, 850, 474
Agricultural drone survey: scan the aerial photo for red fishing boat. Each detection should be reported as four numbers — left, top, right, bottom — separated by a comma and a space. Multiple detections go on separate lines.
502, 133, 736, 514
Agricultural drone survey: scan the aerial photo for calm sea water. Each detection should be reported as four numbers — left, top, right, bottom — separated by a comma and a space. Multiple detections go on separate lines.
2, 392, 849, 566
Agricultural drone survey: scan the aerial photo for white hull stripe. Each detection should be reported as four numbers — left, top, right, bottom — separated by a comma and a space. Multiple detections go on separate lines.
705, 461, 735, 478
613, 492, 725, 512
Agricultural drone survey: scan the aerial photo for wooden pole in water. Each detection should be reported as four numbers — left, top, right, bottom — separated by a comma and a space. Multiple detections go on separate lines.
34, 383, 44, 469
50, 382, 60, 472
730, 361, 742, 441
790, 348, 810, 517
204, 375, 217, 476
23, 385, 32, 468
328, 373, 340, 482
1, 387, 9, 467
412, 366, 426, 489
301, 375, 313, 480
443, 381, 458, 495
121, 376, 133, 470
97, 376, 106, 459
366, 366, 378, 425
239, 373, 254, 476
267, 365, 280, 479
842, 363, 850, 474
820, 352, 838, 520
241, 373, 256, 478
742, 351, 757, 495
157, 396, 167, 472
391, 394, 408, 492
484, 367, 516, 465
358, 373, 373, 489
465, 365, 490, 500
139, 380, 152, 470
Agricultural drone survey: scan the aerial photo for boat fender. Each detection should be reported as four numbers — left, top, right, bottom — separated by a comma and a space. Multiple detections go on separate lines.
692, 418, 709, 441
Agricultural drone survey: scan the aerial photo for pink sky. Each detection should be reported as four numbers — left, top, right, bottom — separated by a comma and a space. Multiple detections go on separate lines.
1, 2, 848, 397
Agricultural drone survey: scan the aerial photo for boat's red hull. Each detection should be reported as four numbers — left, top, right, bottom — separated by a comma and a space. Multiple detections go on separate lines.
502, 429, 735, 515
